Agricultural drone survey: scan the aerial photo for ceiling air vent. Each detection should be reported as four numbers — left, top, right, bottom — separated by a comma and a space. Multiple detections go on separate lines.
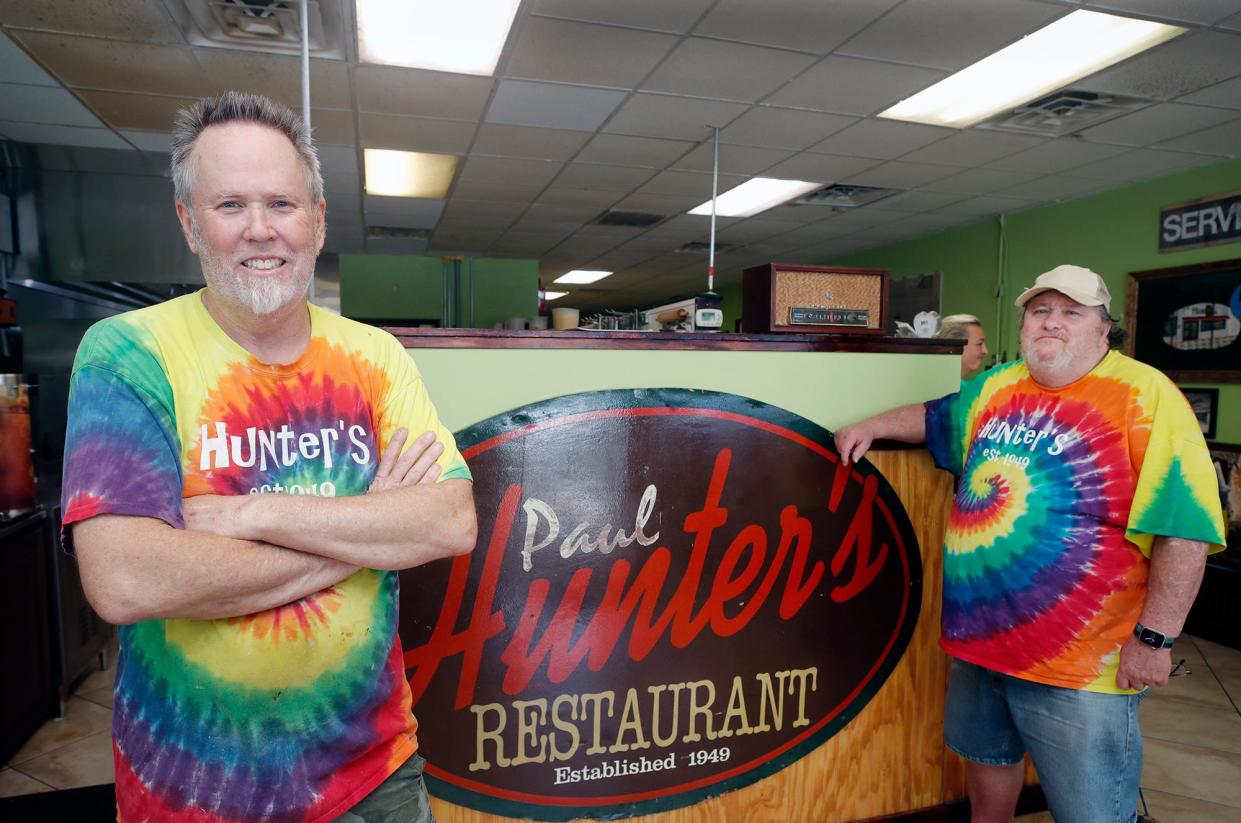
980, 89, 1149, 137
793, 184, 901, 209
590, 210, 668, 228
368, 226, 432, 239
677, 241, 735, 254
178, 0, 346, 59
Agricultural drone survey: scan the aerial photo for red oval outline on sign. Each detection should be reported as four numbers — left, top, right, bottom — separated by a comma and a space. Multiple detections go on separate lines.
405, 390, 922, 820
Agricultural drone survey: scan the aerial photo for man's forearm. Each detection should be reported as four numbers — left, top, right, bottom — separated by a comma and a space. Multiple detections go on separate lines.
835, 403, 928, 465
1140, 535, 1209, 636
214, 479, 477, 570
74, 515, 358, 624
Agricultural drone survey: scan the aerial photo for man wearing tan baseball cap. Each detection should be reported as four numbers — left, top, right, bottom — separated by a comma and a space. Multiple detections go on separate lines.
836, 263, 1224, 823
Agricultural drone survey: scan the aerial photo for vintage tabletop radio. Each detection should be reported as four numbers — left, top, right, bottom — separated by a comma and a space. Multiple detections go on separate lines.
741, 263, 889, 335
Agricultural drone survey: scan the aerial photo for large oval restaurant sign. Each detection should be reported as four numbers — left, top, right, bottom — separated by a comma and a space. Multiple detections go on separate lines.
399, 389, 921, 820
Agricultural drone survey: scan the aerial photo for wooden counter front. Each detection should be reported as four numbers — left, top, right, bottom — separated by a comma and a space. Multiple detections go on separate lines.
390, 333, 1022, 822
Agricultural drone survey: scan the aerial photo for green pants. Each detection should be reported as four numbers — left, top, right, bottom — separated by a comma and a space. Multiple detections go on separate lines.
337, 754, 435, 823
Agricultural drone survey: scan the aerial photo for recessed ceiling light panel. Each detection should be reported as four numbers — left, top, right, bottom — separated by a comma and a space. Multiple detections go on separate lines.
879, 10, 1185, 129
357, 0, 521, 76
364, 149, 458, 198
554, 270, 613, 285
688, 178, 822, 218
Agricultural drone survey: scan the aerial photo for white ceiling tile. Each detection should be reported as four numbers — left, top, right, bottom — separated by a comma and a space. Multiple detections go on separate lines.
450, 180, 545, 203
471, 124, 592, 160
0, 84, 101, 127
535, 188, 624, 210
366, 236, 431, 255
925, 167, 1040, 195
354, 66, 494, 120
836, 0, 1064, 71
357, 114, 476, 153
672, 143, 796, 175
1222, 10, 1241, 31
1178, 75, 1241, 110
871, 190, 970, 213
1080, 31, 1241, 101
604, 94, 750, 140
1078, 102, 1239, 147
984, 139, 1129, 173
503, 17, 677, 88
935, 194, 1044, 217
485, 80, 626, 131
638, 169, 747, 197
1156, 120, 1241, 155
899, 130, 1045, 167
720, 107, 857, 150
715, 218, 800, 243
840, 160, 959, 188
809, 118, 953, 160
119, 129, 172, 153
0, 31, 58, 86
363, 196, 445, 229
693, 0, 900, 54
642, 38, 819, 103
441, 199, 527, 221
190, 50, 352, 110
576, 134, 695, 167
0, 121, 128, 149
530, 0, 715, 33
0, 0, 186, 43
553, 163, 656, 191
766, 56, 946, 115
1082, 0, 1241, 25
761, 152, 879, 182
758, 203, 840, 224
460, 155, 564, 187
317, 144, 359, 178
609, 191, 704, 214
1067, 148, 1217, 180
13, 31, 210, 97
999, 175, 1117, 201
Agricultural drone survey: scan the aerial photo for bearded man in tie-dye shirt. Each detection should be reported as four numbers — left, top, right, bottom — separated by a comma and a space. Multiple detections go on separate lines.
835, 265, 1224, 823
61, 92, 477, 823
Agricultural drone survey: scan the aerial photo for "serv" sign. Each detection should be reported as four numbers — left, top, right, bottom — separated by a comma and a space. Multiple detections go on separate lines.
1160, 190, 1241, 253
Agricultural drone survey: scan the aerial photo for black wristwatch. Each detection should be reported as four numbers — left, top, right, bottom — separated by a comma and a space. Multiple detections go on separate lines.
1133, 622, 1176, 649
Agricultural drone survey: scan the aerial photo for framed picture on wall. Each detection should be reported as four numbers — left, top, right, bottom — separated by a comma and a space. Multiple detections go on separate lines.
1209, 442, 1241, 528
1183, 387, 1219, 439
1126, 258, 1241, 382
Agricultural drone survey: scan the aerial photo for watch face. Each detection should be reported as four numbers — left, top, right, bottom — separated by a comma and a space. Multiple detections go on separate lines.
1137, 627, 1169, 648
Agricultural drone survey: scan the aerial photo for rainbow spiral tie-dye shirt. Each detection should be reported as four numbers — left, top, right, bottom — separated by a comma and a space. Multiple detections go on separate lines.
924, 350, 1225, 694
61, 292, 470, 823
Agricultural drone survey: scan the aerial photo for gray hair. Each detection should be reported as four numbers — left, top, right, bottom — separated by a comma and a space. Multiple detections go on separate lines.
934, 314, 982, 340
1018, 305, 1128, 349
170, 91, 324, 206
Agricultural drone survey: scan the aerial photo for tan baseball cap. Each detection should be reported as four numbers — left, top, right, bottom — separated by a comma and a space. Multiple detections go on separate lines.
1014, 264, 1111, 311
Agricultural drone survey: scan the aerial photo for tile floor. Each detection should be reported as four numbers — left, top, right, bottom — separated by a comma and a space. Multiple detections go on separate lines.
3, 636, 1240, 820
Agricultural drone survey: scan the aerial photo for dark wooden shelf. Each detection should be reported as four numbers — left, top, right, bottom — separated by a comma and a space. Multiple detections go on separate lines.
386, 327, 964, 354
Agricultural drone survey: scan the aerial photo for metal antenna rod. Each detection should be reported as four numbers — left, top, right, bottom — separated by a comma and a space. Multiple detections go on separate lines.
299, 0, 315, 304
708, 125, 720, 292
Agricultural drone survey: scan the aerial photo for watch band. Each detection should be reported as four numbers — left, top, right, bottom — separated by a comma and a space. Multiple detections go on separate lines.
1133, 622, 1176, 649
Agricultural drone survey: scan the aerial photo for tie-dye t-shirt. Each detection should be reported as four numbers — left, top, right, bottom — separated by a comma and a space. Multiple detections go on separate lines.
924, 350, 1224, 694
61, 292, 471, 823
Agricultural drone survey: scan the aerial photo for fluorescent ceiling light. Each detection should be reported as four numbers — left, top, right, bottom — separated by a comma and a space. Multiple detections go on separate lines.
554, 270, 612, 285
688, 178, 822, 218
544, 290, 569, 301
356, 0, 521, 76
879, 10, 1185, 128
364, 149, 458, 198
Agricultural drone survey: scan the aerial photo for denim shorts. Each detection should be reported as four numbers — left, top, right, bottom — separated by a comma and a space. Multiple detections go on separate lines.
944, 659, 1146, 823
338, 754, 436, 823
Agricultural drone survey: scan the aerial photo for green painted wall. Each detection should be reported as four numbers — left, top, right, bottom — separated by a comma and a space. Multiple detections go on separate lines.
408, 347, 959, 434
339, 254, 538, 328
829, 156, 1241, 444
